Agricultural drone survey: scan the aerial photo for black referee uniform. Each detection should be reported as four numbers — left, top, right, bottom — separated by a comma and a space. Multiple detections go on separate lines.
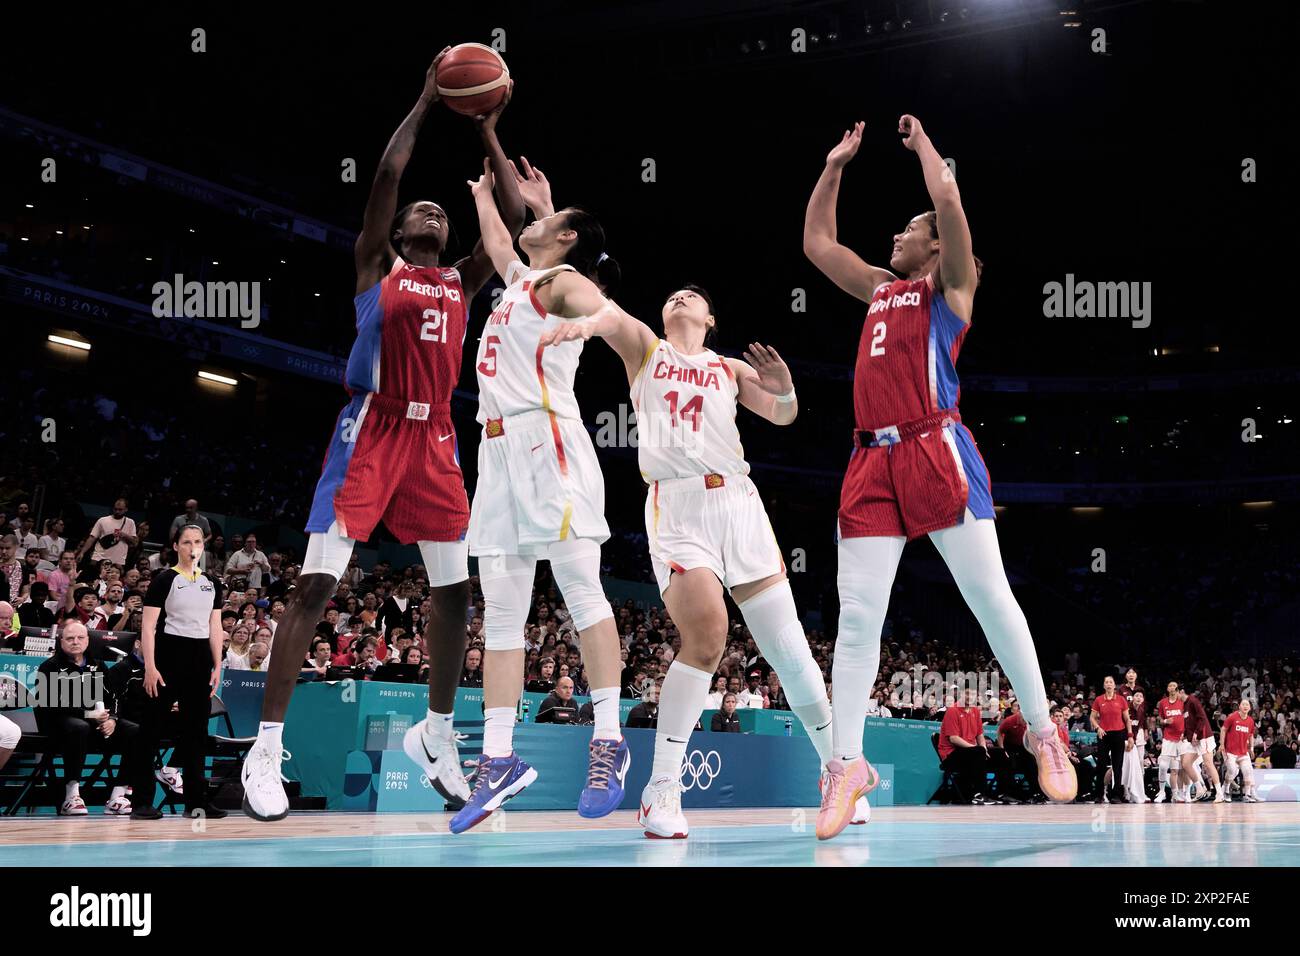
131, 565, 223, 815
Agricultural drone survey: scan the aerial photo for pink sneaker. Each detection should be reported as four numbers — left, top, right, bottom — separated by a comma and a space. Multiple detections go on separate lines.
1024, 727, 1078, 803
816, 757, 880, 841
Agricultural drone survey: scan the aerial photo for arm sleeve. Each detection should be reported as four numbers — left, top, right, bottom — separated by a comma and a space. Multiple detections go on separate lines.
211, 577, 224, 609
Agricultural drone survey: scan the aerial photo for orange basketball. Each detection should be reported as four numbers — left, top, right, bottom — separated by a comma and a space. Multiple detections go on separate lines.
435, 43, 510, 116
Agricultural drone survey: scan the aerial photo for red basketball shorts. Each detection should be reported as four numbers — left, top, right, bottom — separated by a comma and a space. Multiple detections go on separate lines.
307, 393, 470, 544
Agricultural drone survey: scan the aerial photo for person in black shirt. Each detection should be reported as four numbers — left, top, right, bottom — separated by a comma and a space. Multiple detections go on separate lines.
536, 677, 581, 724
711, 692, 742, 733
626, 680, 661, 729
525, 657, 557, 695
36, 621, 142, 815
459, 646, 484, 688
1269, 734, 1298, 769
130, 525, 227, 820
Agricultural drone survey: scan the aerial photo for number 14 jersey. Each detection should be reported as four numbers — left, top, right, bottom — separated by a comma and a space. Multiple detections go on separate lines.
631, 339, 749, 482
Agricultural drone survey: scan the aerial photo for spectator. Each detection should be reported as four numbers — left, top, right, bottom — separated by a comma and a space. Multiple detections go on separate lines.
711, 692, 742, 732
15, 582, 57, 630
76, 498, 138, 573
626, 679, 662, 729
248, 643, 270, 671
0, 601, 20, 651
1269, 732, 1297, 769
704, 675, 728, 710
0, 535, 22, 606
526, 657, 557, 695
38, 518, 68, 559
36, 621, 140, 815
766, 672, 790, 711
225, 533, 270, 589
738, 670, 767, 709
224, 624, 255, 669
301, 638, 333, 681
377, 579, 417, 637
460, 647, 484, 688
169, 499, 212, 546
536, 676, 581, 724
46, 550, 78, 608
63, 587, 100, 627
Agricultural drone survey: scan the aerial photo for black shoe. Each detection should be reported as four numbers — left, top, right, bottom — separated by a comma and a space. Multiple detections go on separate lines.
186, 804, 228, 819
130, 805, 164, 820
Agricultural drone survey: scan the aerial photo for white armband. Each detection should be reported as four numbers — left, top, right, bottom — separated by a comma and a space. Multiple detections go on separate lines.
774, 388, 797, 404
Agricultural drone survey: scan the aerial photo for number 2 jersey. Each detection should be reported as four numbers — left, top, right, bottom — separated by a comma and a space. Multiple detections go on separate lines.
854, 273, 969, 431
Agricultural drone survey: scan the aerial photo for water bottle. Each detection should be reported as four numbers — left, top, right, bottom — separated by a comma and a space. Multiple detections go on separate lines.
784, 717, 792, 737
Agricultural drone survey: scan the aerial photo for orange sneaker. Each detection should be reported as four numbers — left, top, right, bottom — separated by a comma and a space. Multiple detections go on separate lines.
1024, 727, 1078, 803
816, 757, 880, 841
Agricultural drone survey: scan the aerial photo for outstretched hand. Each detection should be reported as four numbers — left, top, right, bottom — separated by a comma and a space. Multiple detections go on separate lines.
826, 121, 865, 168
509, 156, 553, 214
741, 342, 793, 395
466, 157, 494, 198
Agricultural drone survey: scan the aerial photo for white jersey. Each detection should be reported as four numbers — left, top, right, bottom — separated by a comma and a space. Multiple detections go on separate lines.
475, 261, 584, 424
631, 339, 749, 482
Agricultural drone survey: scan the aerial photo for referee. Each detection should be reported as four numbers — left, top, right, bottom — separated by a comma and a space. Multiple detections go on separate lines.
130, 524, 227, 819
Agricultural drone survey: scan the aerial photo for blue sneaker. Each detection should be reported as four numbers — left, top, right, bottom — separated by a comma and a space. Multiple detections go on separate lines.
577, 737, 631, 819
448, 753, 538, 834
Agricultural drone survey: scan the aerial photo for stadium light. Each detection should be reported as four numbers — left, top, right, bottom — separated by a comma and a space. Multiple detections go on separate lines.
197, 370, 238, 387
47, 334, 91, 351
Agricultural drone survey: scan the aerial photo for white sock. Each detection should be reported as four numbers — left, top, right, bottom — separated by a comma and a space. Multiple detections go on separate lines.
590, 687, 621, 739
65, 781, 79, 800
110, 785, 128, 801
424, 709, 454, 741
163, 765, 177, 774
738, 581, 834, 768
483, 707, 516, 758
258, 721, 284, 752
652, 662, 711, 780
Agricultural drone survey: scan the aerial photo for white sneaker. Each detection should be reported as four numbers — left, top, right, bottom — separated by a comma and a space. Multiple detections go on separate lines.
1153, 790, 1167, 803
1244, 793, 1259, 803
104, 795, 133, 815
638, 776, 688, 839
403, 720, 471, 804
155, 767, 184, 795
1176, 790, 1192, 804
241, 741, 291, 821
59, 794, 88, 816
1214, 791, 1227, 803
850, 795, 871, 825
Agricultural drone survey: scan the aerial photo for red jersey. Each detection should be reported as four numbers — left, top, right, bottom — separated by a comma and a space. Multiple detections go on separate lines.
344, 259, 468, 404
1092, 694, 1131, 735
938, 705, 984, 761
1182, 694, 1212, 740
1222, 713, 1257, 757
998, 712, 1027, 749
853, 274, 970, 430
1157, 697, 1186, 742
1056, 722, 1070, 748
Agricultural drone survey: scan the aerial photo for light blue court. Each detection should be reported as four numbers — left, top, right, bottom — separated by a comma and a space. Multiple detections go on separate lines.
4, 807, 1298, 867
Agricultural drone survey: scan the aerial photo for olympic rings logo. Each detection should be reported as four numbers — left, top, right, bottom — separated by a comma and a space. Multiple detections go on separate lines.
680, 749, 721, 791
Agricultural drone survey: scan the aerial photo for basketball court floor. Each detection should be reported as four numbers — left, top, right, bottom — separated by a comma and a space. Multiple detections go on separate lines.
3, 804, 1297, 867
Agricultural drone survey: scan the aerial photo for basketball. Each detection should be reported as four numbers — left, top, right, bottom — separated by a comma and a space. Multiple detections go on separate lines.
435, 42, 510, 116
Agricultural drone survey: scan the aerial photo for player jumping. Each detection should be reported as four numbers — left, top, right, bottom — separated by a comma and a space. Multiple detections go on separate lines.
803, 116, 1077, 840
240, 48, 525, 821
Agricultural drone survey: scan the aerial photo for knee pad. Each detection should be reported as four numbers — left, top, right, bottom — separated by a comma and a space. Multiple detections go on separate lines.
0, 714, 19, 749
301, 523, 356, 579
479, 553, 536, 651
418, 540, 469, 587
546, 539, 613, 632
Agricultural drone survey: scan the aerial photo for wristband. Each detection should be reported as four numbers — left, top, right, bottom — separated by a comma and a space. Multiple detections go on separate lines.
774, 388, 797, 404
